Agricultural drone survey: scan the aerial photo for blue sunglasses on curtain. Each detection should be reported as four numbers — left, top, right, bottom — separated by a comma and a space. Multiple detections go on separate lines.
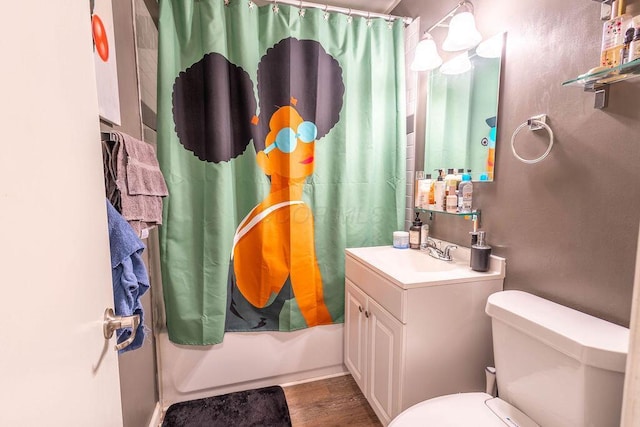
263, 121, 318, 154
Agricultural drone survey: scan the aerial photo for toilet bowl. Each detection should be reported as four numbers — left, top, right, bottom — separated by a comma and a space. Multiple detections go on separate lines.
389, 290, 629, 427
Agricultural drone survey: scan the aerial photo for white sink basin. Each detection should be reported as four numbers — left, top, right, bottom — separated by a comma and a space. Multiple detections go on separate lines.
345, 243, 505, 288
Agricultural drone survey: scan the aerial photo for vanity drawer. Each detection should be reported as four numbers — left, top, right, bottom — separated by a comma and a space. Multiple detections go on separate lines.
345, 255, 405, 323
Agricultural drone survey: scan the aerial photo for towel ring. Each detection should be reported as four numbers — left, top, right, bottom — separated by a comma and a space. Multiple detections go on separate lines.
511, 116, 554, 164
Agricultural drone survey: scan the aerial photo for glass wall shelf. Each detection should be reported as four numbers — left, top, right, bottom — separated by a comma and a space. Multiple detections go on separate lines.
562, 58, 640, 91
415, 208, 481, 227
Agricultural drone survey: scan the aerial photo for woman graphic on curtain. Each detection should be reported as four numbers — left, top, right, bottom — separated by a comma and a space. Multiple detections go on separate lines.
172, 37, 345, 331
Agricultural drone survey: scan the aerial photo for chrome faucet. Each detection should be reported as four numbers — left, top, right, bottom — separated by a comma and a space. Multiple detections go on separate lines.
425, 238, 457, 262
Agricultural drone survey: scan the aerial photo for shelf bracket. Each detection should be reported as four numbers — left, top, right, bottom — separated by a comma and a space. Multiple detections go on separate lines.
583, 83, 609, 109
593, 86, 609, 109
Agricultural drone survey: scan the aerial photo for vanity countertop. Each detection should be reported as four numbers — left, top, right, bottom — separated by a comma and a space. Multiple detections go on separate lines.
345, 243, 505, 290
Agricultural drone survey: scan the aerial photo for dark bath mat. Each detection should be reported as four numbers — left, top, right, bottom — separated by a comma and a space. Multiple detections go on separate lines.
162, 385, 292, 427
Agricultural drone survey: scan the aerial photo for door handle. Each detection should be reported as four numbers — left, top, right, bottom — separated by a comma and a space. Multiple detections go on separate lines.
103, 308, 140, 351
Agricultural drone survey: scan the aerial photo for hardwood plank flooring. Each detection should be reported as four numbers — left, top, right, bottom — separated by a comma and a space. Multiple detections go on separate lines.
283, 374, 382, 427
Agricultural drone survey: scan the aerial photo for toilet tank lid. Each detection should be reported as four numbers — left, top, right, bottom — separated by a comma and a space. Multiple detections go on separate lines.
486, 290, 629, 373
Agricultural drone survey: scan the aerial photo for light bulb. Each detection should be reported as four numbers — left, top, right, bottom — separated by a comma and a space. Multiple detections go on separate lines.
476, 32, 504, 58
442, 11, 482, 52
411, 36, 443, 71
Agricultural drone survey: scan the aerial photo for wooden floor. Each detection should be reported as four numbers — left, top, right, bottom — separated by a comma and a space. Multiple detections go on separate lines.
283, 374, 382, 427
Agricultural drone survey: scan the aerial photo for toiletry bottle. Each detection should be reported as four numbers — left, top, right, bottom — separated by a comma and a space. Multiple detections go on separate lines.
455, 168, 464, 209
621, 27, 635, 63
418, 174, 432, 209
458, 172, 473, 213
470, 230, 492, 272
420, 223, 429, 250
414, 171, 425, 208
455, 168, 464, 188
446, 187, 458, 213
409, 212, 422, 249
434, 169, 445, 211
443, 169, 456, 212
600, 0, 632, 68
428, 177, 436, 209
629, 27, 640, 62
444, 168, 457, 193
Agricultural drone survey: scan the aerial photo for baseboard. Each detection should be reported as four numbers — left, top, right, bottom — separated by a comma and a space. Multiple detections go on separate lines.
148, 401, 163, 427
279, 370, 349, 388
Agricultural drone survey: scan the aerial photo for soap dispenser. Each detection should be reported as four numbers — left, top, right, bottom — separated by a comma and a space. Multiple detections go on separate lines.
409, 212, 422, 249
470, 230, 492, 272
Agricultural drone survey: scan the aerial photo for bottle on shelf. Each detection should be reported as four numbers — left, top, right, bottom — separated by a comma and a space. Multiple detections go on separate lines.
417, 174, 433, 209
458, 172, 473, 214
621, 27, 635, 64
628, 27, 640, 62
428, 176, 436, 209
446, 187, 458, 213
600, 0, 633, 68
433, 169, 446, 211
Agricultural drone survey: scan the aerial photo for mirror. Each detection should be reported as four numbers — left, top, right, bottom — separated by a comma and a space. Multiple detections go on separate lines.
423, 33, 504, 182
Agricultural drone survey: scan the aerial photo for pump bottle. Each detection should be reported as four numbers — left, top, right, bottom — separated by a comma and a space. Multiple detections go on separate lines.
470, 230, 492, 272
409, 212, 422, 249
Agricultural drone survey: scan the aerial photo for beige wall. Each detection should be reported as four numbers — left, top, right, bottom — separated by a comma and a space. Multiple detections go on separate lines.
393, 0, 640, 327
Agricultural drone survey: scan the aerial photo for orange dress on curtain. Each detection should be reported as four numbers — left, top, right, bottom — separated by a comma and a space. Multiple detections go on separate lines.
232, 106, 332, 327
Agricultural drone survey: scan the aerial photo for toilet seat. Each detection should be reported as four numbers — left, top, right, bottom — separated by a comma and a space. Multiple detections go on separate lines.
389, 392, 539, 427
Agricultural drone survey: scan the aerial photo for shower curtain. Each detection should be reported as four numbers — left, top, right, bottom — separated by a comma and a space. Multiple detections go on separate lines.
157, 0, 406, 345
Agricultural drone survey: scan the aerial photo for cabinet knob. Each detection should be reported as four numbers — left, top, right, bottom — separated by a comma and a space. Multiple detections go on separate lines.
365, 310, 369, 318
358, 305, 363, 313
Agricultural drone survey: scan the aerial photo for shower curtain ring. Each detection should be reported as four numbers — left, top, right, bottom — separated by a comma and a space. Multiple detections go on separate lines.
323, 4, 330, 20
299, 0, 306, 17
347, 9, 353, 24
272, 0, 279, 14
366, 12, 372, 27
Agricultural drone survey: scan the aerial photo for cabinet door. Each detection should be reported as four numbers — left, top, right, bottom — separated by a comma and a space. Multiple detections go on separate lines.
367, 298, 404, 425
344, 279, 368, 394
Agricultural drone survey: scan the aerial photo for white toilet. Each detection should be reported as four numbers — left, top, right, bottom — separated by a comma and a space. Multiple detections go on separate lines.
389, 290, 629, 427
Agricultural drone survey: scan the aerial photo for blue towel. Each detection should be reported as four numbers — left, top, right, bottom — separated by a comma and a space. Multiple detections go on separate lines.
106, 199, 150, 353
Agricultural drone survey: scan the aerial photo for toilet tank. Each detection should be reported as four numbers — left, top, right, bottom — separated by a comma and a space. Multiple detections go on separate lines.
485, 290, 629, 427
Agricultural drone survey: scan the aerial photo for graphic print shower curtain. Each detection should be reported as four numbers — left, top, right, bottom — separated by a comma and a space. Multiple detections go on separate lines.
157, 0, 406, 345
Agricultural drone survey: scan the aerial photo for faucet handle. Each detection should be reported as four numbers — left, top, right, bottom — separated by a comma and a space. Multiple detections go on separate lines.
426, 237, 439, 249
443, 244, 458, 259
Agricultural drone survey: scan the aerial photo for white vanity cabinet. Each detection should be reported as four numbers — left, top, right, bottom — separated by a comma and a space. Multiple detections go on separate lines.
345, 279, 404, 423
344, 245, 506, 426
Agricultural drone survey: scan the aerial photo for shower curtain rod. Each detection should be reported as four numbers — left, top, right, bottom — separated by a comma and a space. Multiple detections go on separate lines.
267, 0, 413, 25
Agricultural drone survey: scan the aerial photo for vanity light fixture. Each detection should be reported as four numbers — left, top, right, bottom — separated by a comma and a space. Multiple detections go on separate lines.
476, 32, 504, 58
411, 1, 481, 72
411, 34, 442, 71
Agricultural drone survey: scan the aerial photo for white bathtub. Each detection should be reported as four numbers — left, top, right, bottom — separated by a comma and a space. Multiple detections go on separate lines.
157, 324, 347, 407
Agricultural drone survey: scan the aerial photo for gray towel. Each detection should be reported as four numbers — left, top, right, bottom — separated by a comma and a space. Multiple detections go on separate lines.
105, 131, 168, 237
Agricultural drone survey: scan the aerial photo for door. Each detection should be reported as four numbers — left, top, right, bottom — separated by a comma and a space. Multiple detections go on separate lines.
0, 2, 123, 426
344, 280, 368, 394
368, 298, 404, 425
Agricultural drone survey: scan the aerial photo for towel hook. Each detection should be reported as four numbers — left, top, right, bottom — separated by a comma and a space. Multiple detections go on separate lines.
511, 114, 554, 164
